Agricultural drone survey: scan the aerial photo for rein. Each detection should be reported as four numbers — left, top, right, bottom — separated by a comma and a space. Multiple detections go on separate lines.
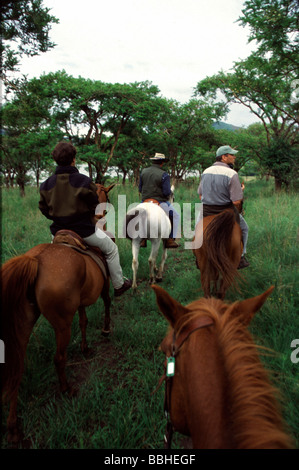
162, 315, 214, 449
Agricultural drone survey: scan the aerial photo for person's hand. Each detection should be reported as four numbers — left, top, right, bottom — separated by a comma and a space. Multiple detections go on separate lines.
241, 183, 245, 191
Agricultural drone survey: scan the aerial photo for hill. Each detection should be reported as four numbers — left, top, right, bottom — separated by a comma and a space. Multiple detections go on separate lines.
212, 121, 241, 131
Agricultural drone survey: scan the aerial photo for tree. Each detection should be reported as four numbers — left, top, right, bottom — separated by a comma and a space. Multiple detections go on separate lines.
146, 98, 226, 182
238, 0, 299, 75
195, 0, 299, 190
1, 0, 58, 84
0, 92, 62, 195
28, 72, 162, 182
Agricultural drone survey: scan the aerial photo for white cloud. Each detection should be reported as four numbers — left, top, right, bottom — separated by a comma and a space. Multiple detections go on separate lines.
16, 0, 258, 126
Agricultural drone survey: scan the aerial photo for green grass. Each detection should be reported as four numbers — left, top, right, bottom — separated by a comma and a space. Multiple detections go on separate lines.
1, 180, 298, 449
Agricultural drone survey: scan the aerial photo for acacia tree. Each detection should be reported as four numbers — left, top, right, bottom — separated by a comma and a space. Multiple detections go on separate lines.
146, 98, 226, 182
0, 87, 62, 194
39, 72, 162, 182
5, 72, 163, 183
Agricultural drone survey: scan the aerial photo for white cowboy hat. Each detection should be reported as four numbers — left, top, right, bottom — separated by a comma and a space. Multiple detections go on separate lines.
150, 153, 169, 162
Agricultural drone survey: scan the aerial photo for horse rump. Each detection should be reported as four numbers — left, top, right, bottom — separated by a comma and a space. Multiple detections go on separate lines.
124, 208, 147, 240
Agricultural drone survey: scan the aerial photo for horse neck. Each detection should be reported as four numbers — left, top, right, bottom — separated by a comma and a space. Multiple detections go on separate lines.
174, 327, 236, 449
173, 304, 293, 449
215, 309, 293, 449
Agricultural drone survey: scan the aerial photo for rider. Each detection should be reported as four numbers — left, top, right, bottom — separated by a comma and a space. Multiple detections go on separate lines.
39, 141, 132, 296
138, 153, 180, 248
197, 145, 249, 269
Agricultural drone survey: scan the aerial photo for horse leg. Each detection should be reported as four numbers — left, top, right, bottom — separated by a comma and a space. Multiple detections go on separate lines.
148, 239, 160, 284
132, 240, 140, 289
78, 307, 88, 353
101, 280, 111, 336
53, 322, 73, 394
156, 243, 167, 282
6, 390, 20, 445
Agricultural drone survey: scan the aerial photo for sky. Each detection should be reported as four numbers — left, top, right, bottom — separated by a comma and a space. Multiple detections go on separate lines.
17, 0, 258, 127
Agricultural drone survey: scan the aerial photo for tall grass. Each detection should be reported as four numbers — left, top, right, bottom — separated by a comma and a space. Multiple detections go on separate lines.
1, 179, 298, 449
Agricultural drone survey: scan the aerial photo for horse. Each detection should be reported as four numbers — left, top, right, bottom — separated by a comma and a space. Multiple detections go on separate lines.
1, 184, 114, 445
93, 182, 115, 227
152, 285, 294, 449
125, 190, 175, 289
193, 208, 243, 299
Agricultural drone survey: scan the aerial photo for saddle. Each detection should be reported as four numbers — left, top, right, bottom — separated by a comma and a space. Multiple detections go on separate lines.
53, 230, 109, 279
143, 198, 160, 205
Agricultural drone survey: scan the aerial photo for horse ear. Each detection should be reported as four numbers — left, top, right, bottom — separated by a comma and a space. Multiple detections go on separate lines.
231, 286, 275, 326
151, 285, 189, 327
105, 183, 116, 193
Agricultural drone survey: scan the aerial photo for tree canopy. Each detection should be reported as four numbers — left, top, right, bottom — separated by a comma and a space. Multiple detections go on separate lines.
0, 0, 58, 84
1, 0, 298, 193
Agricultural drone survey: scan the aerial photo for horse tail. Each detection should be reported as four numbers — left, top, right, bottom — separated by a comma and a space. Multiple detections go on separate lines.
1, 255, 39, 399
203, 209, 239, 292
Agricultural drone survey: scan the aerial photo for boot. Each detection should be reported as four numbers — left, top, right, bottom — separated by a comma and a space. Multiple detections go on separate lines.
165, 238, 179, 248
114, 278, 132, 297
237, 255, 250, 269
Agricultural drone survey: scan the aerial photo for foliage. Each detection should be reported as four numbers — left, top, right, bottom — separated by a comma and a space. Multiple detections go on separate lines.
0, 89, 62, 194
261, 137, 299, 189
238, 0, 299, 74
1, 0, 58, 84
195, 0, 299, 189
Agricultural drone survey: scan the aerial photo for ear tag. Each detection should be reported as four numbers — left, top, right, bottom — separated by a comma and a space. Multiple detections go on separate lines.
166, 357, 175, 377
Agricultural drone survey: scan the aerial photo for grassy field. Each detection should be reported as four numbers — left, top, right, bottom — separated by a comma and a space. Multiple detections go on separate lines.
1, 179, 298, 449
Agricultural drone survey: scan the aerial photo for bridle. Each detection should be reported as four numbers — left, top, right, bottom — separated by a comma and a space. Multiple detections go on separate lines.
160, 315, 214, 449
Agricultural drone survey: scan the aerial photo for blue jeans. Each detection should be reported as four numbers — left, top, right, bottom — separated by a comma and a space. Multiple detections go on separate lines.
239, 214, 248, 255
159, 202, 180, 239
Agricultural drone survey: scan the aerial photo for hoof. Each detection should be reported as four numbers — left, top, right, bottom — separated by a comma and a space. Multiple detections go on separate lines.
80, 344, 89, 354
101, 329, 111, 337
7, 422, 23, 446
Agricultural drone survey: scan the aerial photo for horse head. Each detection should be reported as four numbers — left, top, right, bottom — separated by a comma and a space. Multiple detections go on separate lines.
95, 183, 116, 223
152, 285, 293, 449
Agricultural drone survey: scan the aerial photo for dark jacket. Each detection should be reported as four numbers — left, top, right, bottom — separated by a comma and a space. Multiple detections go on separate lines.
139, 164, 171, 202
39, 165, 98, 237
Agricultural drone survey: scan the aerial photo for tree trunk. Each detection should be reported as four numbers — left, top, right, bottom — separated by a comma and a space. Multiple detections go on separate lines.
275, 177, 282, 192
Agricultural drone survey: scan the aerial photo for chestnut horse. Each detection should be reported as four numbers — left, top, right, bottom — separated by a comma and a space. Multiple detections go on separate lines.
152, 285, 294, 449
193, 209, 243, 299
1, 184, 114, 444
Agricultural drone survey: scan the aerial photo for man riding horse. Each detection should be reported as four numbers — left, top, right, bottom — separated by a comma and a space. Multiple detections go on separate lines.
197, 145, 249, 270
39, 141, 132, 296
138, 153, 180, 248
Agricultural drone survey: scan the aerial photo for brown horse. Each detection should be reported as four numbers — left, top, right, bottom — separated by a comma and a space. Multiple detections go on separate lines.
1, 184, 114, 444
193, 209, 243, 299
152, 285, 294, 449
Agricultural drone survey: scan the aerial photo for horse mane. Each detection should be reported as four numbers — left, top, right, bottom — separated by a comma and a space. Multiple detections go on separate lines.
175, 298, 294, 449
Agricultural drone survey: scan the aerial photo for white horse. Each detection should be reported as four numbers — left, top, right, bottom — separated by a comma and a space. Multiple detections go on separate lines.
125, 190, 174, 289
